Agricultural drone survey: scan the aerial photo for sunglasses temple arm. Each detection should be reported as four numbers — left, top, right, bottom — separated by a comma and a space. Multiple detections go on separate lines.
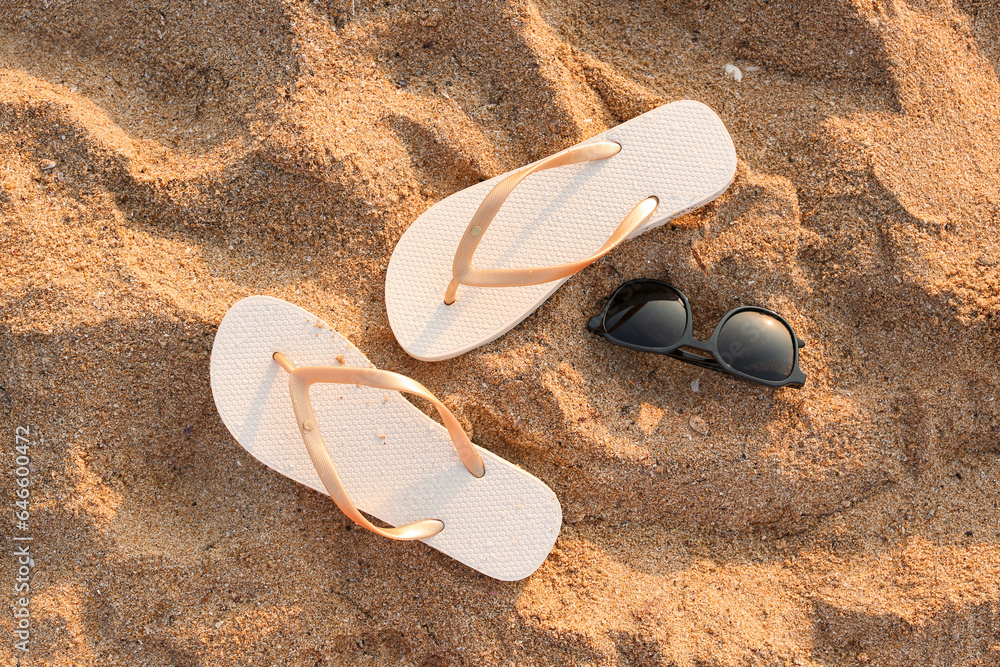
667, 348, 807, 388
663, 348, 728, 374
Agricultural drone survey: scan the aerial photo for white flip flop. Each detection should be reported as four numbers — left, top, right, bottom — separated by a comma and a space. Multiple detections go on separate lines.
386, 100, 737, 361
210, 296, 561, 580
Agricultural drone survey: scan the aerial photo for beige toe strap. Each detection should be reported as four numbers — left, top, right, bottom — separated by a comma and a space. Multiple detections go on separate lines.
272, 352, 484, 541
444, 140, 659, 305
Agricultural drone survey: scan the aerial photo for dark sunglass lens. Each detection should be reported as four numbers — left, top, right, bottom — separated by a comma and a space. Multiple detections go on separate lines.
716, 311, 794, 381
602, 281, 687, 349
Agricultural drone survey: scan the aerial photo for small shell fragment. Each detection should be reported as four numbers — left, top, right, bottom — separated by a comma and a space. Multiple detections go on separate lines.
725, 64, 743, 82
689, 416, 709, 435
40, 159, 57, 171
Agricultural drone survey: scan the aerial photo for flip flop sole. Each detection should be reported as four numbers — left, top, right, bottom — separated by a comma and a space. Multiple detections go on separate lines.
386, 100, 737, 361
210, 296, 561, 580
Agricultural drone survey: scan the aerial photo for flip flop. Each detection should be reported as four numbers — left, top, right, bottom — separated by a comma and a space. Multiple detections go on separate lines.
210, 296, 561, 580
386, 100, 737, 361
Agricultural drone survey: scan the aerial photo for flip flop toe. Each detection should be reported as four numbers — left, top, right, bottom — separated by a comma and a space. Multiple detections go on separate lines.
210, 296, 561, 580
386, 100, 737, 361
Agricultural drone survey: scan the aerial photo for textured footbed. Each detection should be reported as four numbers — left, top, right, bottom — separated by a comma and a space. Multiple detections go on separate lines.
386, 100, 738, 361
210, 296, 562, 581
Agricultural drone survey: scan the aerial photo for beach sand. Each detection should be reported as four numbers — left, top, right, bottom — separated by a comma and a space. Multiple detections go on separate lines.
2, 0, 1000, 664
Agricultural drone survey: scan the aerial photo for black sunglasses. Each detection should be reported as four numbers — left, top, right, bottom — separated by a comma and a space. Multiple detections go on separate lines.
587, 279, 806, 388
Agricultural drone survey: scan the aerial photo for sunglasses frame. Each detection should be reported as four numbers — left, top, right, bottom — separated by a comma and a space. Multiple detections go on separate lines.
588, 279, 807, 388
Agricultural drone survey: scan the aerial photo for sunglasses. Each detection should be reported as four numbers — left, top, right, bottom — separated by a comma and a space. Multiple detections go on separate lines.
587, 279, 806, 388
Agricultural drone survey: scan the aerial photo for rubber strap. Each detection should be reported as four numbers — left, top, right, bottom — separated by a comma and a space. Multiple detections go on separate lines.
272, 352, 484, 541
444, 140, 659, 304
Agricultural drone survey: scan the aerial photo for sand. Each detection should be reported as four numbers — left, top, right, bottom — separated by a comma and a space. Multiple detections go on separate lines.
1, 0, 1000, 664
